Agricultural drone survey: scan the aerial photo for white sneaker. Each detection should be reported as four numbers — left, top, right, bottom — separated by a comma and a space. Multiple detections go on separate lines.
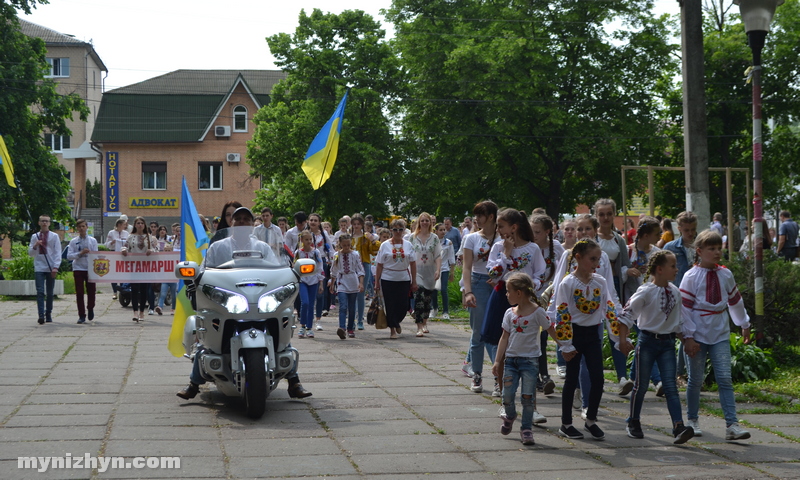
581, 407, 588, 420
686, 418, 703, 437
725, 422, 751, 440
431, 309, 438, 318
618, 377, 634, 396
442, 313, 450, 320
497, 406, 505, 417
556, 365, 567, 378
533, 410, 547, 424
298, 327, 306, 338
573, 388, 582, 410
315, 323, 323, 331
492, 382, 502, 397
461, 362, 474, 378
471, 374, 483, 393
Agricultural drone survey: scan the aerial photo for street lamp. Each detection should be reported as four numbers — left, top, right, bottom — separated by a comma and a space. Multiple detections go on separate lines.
733, 0, 783, 342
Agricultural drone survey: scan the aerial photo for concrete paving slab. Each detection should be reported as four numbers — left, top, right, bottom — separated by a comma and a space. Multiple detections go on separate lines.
0, 425, 107, 441
226, 454, 358, 477
3, 414, 111, 427
591, 446, 722, 468
324, 419, 438, 437
0, 440, 103, 461
620, 463, 767, 479
216, 422, 329, 440
352, 452, 481, 475
472, 448, 612, 472
316, 407, 418, 423
702, 440, 800, 463
222, 437, 342, 456
756, 462, 800, 479
740, 413, 800, 427
337, 433, 459, 455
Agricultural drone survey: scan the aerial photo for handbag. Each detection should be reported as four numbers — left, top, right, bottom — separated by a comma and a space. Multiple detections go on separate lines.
367, 294, 388, 329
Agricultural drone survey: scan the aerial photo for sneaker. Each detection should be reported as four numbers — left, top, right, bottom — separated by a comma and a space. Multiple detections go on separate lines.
556, 365, 567, 378
673, 424, 695, 444
347, 330, 355, 338
559, 424, 584, 440
533, 410, 546, 424
655, 382, 665, 397
148, 309, 155, 316
626, 419, 644, 439
500, 413, 516, 435
618, 377, 634, 396
542, 376, 555, 396
470, 373, 483, 393
461, 362, 474, 378
315, 323, 323, 331
298, 327, 306, 338
337, 327, 346, 340
573, 388, 582, 410
155, 306, 162, 315
686, 418, 703, 437
306, 330, 315, 338
87, 309, 94, 321
321, 310, 329, 317
584, 422, 605, 440
38, 317, 45, 325
580, 407, 588, 420
498, 406, 505, 418
520, 429, 535, 445
442, 313, 450, 320
77, 317, 86, 324
725, 423, 751, 441
357, 322, 364, 330
112, 294, 118, 300
492, 382, 502, 397
431, 309, 438, 318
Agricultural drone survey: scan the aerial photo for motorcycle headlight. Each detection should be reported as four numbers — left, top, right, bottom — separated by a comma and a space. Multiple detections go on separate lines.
202, 285, 249, 314
258, 283, 297, 313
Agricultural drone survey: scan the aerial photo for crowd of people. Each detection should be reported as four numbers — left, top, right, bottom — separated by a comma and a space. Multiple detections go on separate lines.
29, 198, 776, 447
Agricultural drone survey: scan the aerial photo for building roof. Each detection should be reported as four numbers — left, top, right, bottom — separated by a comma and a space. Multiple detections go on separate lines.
92, 70, 287, 143
19, 19, 108, 72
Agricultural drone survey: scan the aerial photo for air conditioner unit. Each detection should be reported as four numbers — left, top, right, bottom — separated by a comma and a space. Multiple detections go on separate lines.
215, 126, 231, 137
226, 153, 240, 163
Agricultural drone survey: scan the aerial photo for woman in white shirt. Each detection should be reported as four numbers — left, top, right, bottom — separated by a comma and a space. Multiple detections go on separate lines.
105, 218, 129, 300
375, 219, 418, 339
409, 213, 442, 337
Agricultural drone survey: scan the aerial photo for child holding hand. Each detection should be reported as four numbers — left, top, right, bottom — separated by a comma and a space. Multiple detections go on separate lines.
492, 272, 567, 446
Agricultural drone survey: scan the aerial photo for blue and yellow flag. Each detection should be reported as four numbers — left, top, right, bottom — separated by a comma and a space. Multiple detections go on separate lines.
167, 177, 209, 357
301, 90, 348, 190
0, 134, 16, 188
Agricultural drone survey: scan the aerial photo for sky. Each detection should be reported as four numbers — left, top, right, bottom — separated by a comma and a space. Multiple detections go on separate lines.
24, 0, 682, 91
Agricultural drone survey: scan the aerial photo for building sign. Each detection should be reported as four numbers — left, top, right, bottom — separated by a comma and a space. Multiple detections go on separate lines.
87, 251, 180, 283
106, 152, 119, 212
129, 197, 178, 208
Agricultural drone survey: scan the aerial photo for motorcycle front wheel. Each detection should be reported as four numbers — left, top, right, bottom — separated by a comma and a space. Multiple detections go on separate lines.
242, 349, 267, 419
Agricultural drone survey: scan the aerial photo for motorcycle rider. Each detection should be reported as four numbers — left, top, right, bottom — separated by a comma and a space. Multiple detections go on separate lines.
177, 206, 313, 400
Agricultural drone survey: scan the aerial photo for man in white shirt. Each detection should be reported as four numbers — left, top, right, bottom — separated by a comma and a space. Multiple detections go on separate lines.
29, 214, 62, 324
254, 206, 285, 260
283, 211, 308, 253
67, 219, 99, 324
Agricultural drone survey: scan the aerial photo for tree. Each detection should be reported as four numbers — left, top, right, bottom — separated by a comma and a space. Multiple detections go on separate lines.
247, 9, 406, 221
0, 0, 89, 238
386, 0, 677, 219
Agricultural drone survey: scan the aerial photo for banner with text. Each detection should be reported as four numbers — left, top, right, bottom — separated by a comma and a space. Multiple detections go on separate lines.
106, 152, 119, 213
88, 252, 180, 283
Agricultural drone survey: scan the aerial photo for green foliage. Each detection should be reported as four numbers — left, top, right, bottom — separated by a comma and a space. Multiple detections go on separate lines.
729, 333, 776, 382
5, 244, 34, 280
722, 252, 800, 343
85, 178, 102, 208
248, 9, 405, 220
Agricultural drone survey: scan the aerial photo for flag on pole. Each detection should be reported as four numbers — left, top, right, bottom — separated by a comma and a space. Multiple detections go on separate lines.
0, 134, 16, 188
167, 177, 209, 357
301, 90, 349, 190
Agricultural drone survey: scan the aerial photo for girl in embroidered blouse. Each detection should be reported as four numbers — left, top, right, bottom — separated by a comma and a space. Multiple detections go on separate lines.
295, 230, 325, 339
616, 250, 695, 444
122, 216, 157, 322
410, 212, 442, 337
492, 273, 567, 446
328, 234, 364, 339
308, 213, 334, 330
680, 230, 752, 441
553, 239, 619, 441
481, 208, 546, 397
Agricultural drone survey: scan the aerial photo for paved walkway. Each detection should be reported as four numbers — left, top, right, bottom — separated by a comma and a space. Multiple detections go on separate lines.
0, 292, 798, 479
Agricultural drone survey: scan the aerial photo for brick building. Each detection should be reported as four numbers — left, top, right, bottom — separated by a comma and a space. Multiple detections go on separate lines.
91, 70, 286, 235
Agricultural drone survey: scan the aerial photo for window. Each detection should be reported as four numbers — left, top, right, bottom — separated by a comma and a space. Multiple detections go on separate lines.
233, 105, 247, 132
199, 163, 222, 190
45, 58, 70, 77
44, 133, 70, 152
142, 162, 167, 190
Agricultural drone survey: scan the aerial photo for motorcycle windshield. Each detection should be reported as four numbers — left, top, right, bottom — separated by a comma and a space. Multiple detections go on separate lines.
203, 227, 282, 269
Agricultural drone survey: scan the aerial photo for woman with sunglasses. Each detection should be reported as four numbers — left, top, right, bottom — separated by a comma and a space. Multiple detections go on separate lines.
375, 219, 418, 339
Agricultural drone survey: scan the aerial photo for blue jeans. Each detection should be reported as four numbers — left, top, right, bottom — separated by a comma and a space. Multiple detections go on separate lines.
629, 332, 683, 425
356, 261, 371, 325
159, 282, 177, 310
338, 291, 357, 331
469, 272, 497, 375
686, 339, 739, 426
299, 282, 317, 330
502, 357, 538, 430
630, 324, 662, 385
34, 271, 55, 319
432, 270, 450, 313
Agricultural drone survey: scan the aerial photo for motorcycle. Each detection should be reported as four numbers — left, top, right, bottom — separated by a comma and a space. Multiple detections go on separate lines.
175, 227, 315, 418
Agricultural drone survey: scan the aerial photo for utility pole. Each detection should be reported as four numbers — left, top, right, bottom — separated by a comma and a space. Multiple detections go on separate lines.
680, 0, 711, 229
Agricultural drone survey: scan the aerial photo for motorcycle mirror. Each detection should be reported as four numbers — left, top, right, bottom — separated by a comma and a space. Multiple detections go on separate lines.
178, 266, 196, 277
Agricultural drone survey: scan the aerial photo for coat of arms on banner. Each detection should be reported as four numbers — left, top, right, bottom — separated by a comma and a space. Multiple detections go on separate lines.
93, 256, 110, 277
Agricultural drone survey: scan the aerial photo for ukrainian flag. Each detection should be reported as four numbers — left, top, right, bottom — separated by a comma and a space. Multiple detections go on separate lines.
167, 177, 209, 357
302, 90, 349, 190
0, 134, 16, 188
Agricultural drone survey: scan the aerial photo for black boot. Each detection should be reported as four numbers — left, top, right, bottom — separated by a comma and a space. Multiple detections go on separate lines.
287, 377, 312, 398
176, 382, 199, 400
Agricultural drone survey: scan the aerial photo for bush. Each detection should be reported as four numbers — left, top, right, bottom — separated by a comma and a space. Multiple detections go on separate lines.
5, 244, 34, 280
722, 252, 800, 344
729, 333, 776, 382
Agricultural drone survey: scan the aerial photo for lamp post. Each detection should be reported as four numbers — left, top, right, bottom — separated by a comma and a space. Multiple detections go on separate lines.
733, 0, 783, 342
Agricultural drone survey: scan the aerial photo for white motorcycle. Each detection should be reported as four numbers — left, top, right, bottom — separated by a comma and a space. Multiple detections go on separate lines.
175, 227, 316, 418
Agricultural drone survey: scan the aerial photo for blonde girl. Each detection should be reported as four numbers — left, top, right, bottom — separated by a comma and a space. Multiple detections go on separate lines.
616, 250, 694, 444
492, 272, 565, 446
295, 230, 325, 338
560, 219, 578, 250
681, 230, 751, 440
553, 239, 619, 441
410, 212, 442, 336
